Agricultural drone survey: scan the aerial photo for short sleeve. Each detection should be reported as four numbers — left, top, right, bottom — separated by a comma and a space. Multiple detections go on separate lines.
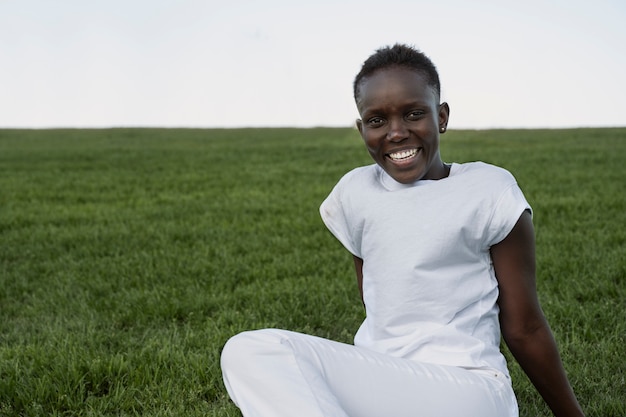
485, 182, 532, 247
319, 179, 361, 257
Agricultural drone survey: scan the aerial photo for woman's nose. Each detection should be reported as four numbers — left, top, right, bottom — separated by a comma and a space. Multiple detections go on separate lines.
386, 119, 409, 142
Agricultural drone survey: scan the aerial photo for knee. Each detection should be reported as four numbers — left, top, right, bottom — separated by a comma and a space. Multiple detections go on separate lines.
220, 329, 283, 374
220, 331, 254, 373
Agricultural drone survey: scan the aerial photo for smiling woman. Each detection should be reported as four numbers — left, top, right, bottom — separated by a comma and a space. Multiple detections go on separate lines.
220, 44, 586, 417
355, 67, 449, 184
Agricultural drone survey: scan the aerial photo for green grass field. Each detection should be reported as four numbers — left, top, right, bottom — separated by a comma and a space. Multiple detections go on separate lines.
1, 127, 624, 416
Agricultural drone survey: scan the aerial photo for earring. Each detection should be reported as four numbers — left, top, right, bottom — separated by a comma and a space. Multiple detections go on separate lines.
440, 127, 446, 133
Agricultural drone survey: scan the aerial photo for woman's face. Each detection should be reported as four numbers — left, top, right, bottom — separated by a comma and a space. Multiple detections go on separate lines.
356, 66, 450, 184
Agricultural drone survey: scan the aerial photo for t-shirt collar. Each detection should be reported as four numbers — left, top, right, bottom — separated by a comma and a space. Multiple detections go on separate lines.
378, 163, 457, 191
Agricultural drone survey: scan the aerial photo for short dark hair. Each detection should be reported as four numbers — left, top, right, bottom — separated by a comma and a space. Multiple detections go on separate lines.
353, 43, 441, 101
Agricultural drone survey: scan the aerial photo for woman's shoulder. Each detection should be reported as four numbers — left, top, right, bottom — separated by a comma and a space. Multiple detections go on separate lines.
335, 164, 380, 187
452, 161, 517, 184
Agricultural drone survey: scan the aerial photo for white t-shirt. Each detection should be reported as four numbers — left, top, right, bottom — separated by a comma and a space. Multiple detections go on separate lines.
319, 162, 531, 376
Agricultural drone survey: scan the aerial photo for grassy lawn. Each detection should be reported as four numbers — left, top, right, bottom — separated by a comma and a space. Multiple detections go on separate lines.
0, 127, 624, 416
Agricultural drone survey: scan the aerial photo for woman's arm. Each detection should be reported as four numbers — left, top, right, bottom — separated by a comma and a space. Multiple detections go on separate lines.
491, 210, 584, 417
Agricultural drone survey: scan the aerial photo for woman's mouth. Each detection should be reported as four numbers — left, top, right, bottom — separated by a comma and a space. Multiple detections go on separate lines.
387, 148, 419, 161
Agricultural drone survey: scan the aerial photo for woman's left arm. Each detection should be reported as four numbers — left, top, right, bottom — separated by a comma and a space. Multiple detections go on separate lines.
491, 210, 585, 417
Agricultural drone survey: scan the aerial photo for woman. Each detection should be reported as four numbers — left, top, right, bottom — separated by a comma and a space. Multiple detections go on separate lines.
220, 44, 584, 417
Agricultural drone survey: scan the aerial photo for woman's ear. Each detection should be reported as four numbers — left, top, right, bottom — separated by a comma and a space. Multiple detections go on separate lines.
438, 102, 450, 130
356, 119, 363, 136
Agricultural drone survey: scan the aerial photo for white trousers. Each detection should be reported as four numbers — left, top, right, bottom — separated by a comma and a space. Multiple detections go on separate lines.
221, 329, 518, 417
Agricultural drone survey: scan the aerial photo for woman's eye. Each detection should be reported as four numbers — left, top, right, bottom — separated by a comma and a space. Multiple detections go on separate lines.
367, 117, 384, 126
407, 111, 424, 120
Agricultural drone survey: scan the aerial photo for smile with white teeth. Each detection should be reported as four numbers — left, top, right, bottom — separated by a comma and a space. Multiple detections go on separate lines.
388, 148, 418, 161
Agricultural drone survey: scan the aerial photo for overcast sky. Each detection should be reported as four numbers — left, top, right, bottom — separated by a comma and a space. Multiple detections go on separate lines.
1, 0, 624, 129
